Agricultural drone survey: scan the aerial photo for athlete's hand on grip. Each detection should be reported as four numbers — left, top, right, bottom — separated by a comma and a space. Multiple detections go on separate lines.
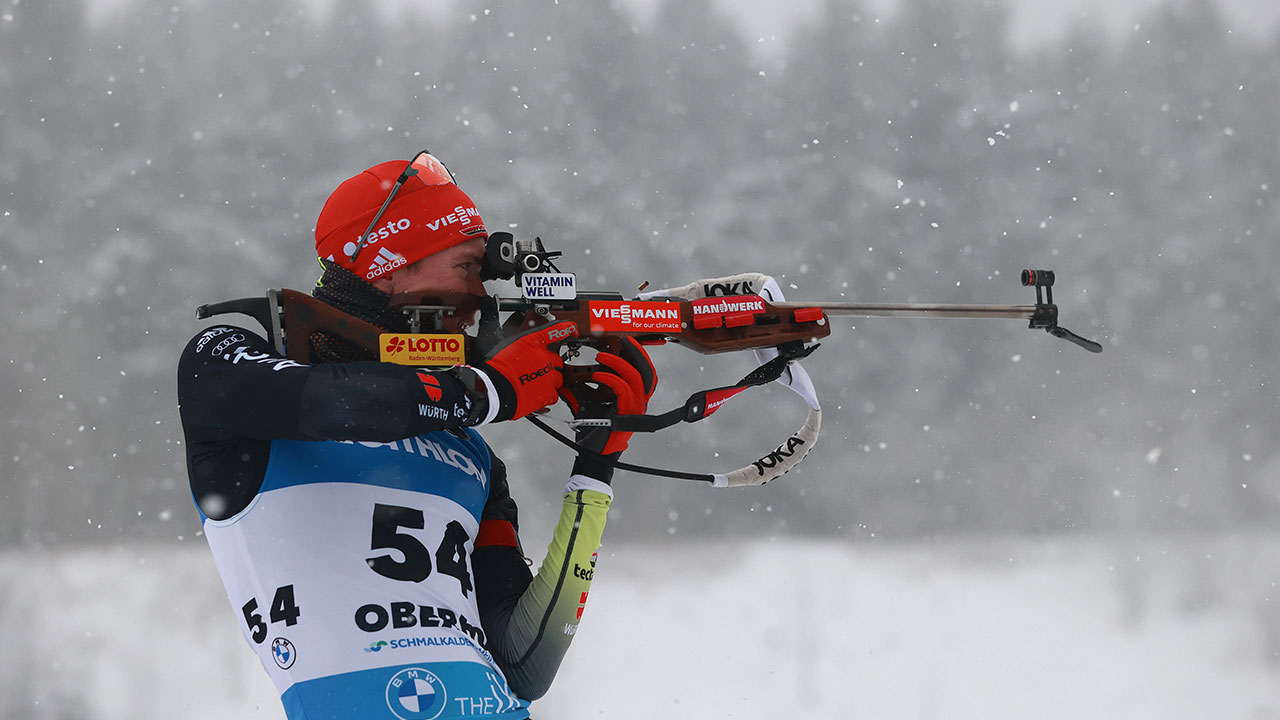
479, 321, 577, 422
561, 337, 658, 482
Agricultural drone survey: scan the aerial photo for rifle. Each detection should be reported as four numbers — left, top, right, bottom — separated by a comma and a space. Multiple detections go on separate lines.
197, 233, 1102, 486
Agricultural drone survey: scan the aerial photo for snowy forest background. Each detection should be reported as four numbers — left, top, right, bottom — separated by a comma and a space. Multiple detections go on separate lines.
6, 0, 1277, 545
3, 0, 1280, 717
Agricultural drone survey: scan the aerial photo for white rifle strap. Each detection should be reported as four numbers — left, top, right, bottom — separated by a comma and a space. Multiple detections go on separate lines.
640, 274, 823, 487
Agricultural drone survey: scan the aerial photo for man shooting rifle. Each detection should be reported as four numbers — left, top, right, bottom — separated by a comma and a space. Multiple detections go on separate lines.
177, 151, 655, 720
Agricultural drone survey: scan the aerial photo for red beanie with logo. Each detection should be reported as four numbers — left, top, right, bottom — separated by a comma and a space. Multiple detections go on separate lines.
315, 160, 488, 282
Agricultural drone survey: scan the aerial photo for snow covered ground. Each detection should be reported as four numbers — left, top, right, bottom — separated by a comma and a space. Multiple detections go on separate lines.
2, 534, 1277, 719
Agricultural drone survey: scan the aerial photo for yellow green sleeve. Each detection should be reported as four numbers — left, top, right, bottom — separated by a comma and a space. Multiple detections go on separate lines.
489, 488, 610, 700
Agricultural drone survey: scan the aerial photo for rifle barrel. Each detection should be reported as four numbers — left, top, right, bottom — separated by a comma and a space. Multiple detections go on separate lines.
781, 302, 1039, 320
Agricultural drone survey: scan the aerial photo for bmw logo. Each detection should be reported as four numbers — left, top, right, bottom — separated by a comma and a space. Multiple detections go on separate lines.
270, 637, 296, 670
385, 667, 447, 720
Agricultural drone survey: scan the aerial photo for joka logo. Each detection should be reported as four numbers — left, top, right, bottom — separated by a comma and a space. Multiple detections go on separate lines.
386, 336, 407, 355
752, 435, 808, 476
366, 247, 407, 280
417, 371, 444, 402
703, 280, 757, 297
386, 667, 447, 720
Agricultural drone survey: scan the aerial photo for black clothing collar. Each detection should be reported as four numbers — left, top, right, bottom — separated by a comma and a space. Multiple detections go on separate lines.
308, 259, 409, 363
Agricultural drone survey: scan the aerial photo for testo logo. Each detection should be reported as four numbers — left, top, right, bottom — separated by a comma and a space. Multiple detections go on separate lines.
343, 217, 412, 257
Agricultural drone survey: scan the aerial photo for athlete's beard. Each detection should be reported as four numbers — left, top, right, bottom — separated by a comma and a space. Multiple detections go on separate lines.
309, 259, 410, 363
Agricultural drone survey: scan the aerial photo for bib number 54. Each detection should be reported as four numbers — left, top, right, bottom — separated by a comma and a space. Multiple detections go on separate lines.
365, 503, 474, 597
241, 584, 300, 644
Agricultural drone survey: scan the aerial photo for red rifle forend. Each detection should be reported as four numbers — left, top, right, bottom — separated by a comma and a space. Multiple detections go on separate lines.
493, 294, 832, 355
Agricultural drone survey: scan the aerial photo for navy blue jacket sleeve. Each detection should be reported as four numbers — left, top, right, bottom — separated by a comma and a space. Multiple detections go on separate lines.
177, 324, 479, 519
177, 324, 477, 442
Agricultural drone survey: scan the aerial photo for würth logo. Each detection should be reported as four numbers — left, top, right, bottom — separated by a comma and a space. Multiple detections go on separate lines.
416, 371, 444, 402
365, 247, 406, 279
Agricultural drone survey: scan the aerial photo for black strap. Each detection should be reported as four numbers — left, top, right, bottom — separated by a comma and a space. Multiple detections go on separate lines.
525, 341, 820, 483
610, 342, 819, 433
526, 415, 714, 483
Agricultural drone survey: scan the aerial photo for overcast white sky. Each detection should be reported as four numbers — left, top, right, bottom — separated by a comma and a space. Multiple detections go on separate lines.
689, 0, 1280, 54
88, 0, 1280, 55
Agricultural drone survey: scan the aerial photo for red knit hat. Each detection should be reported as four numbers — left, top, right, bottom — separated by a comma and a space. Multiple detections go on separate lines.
315, 158, 487, 282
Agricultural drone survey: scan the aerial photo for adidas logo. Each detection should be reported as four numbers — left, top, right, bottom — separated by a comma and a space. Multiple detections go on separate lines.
365, 247, 406, 279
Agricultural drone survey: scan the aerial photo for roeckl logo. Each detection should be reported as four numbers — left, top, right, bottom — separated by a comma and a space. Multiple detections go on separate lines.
519, 364, 554, 385
547, 325, 575, 342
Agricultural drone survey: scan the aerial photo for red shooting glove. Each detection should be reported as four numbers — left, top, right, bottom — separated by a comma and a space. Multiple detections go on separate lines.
561, 337, 658, 482
479, 321, 577, 422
